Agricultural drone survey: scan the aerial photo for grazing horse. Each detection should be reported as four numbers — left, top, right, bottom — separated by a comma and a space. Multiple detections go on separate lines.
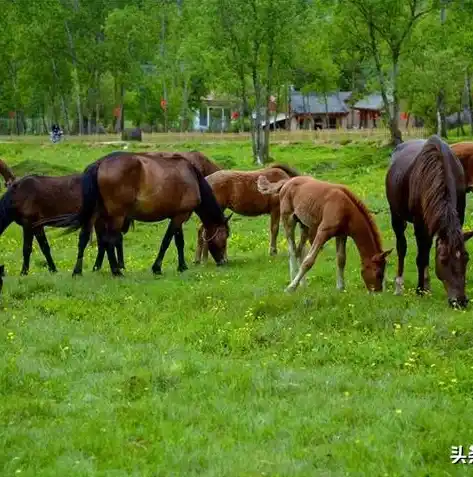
91, 150, 221, 271
39, 152, 231, 277
386, 135, 473, 308
0, 172, 131, 275
257, 175, 392, 293
451, 142, 473, 192
194, 163, 300, 264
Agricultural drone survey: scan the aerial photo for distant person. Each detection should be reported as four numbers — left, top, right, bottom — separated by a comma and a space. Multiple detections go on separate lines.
50, 123, 63, 143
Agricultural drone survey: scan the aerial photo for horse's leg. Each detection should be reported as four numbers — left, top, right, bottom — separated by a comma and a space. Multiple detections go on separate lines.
286, 228, 329, 293
34, 227, 57, 273
104, 232, 122, 277
174, 226, 188, 272
269, 207, 280, 256
194, 226, 203, 265
414, 223, 432, 295
282, 214, 298, 281
72, 223, 93, 277
336, 235, 347, 291
116, 233, 125, 270
20, 226, 34, 276
391, 214, 407, 295
92, 233, 106, 271
202, 239, 209, 263
151, 220, 177, 275
296, 225, 309, 262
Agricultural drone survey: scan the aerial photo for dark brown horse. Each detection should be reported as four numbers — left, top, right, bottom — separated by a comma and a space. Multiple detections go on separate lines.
194, 164, 299, 264
39, 152, 231, 277
0, 173, 131, 275
386, 135, 473, 307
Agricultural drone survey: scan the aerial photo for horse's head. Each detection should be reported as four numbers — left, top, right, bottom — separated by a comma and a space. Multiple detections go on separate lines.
204, 213, 232, 266
361, 249, 392, 292
435, 231, 473, 308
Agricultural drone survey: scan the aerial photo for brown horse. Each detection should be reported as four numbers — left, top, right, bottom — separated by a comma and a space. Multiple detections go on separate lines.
0, 159, 15, 188
451, 142, 473, 192
195, 163, 299, 264
386, 135, 473, 308
39, 152, 231, 277
91, 150, 221, 270
257, 175, 392, 293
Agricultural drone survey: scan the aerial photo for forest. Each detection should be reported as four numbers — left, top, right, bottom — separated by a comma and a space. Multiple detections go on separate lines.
1, 0, 472, 158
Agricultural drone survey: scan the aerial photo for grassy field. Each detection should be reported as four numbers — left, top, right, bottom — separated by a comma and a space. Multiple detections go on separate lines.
1, 137, 473, 476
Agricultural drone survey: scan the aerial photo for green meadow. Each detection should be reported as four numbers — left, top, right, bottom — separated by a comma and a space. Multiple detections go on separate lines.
1, 137, 473, 476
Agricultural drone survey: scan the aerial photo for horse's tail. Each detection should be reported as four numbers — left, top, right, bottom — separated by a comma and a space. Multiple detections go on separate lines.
34, 162, 101, 233
269, 163, 300, 177
257, 175, 288, 195
0, 187, 16, 235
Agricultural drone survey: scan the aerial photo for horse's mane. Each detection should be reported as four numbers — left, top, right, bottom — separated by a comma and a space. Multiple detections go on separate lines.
409, 136, 462, 244
268, 163, 300, 177
186, 160, 226, 226
340, 185, 382, 251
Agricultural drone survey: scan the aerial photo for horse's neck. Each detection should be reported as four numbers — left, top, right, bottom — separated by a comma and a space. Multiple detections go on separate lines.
347, 205, 380, 262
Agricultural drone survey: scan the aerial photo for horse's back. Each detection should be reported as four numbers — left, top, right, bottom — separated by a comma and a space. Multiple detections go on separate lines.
451, 142, 473, 189
207, 168, 286, 215
97, 153, 200, 221
13, 174, 82, 218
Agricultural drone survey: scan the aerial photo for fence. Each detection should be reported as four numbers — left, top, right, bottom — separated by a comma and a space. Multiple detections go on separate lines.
0, 126, 431, 145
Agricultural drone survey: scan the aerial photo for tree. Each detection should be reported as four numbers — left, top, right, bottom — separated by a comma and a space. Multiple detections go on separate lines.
206, 0, 306, 164
339, 0, 433, 145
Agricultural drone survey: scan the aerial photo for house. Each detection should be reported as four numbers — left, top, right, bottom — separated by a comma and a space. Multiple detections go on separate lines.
192, 93, 239, 132
289, 90, 403, 130
351, 93, 389, 128
289, 91, 351, 130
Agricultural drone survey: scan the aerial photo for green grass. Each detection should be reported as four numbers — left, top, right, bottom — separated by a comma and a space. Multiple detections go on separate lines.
1, 139, 473, 476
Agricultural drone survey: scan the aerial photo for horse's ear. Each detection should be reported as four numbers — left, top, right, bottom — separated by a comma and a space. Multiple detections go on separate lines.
372, 249, 393, 262
464, 230, 473, 242
225, 213, 233, 224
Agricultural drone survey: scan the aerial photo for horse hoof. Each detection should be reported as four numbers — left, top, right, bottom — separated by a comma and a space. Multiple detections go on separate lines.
112, 271, 123, 278
285, 286, 296, 293
269, 249, 277, 256
49, 268, 58, 274
178, 264, 188, 273
92, 266, 100, 272
416, 288, 429, 296
152, 268, 162, 276
20, 270, 28, 277
72, 270, 82, 277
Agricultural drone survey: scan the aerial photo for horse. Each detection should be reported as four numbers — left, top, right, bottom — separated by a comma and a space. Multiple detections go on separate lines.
257, 175, 392, 293
90, 150, 221, 271
0, 159, 15, 188
0, 172, 131, 275
38, 152, 231, 277
451, 142, 473, 192
194, 163, 300, 264
386, 135, 473, 308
